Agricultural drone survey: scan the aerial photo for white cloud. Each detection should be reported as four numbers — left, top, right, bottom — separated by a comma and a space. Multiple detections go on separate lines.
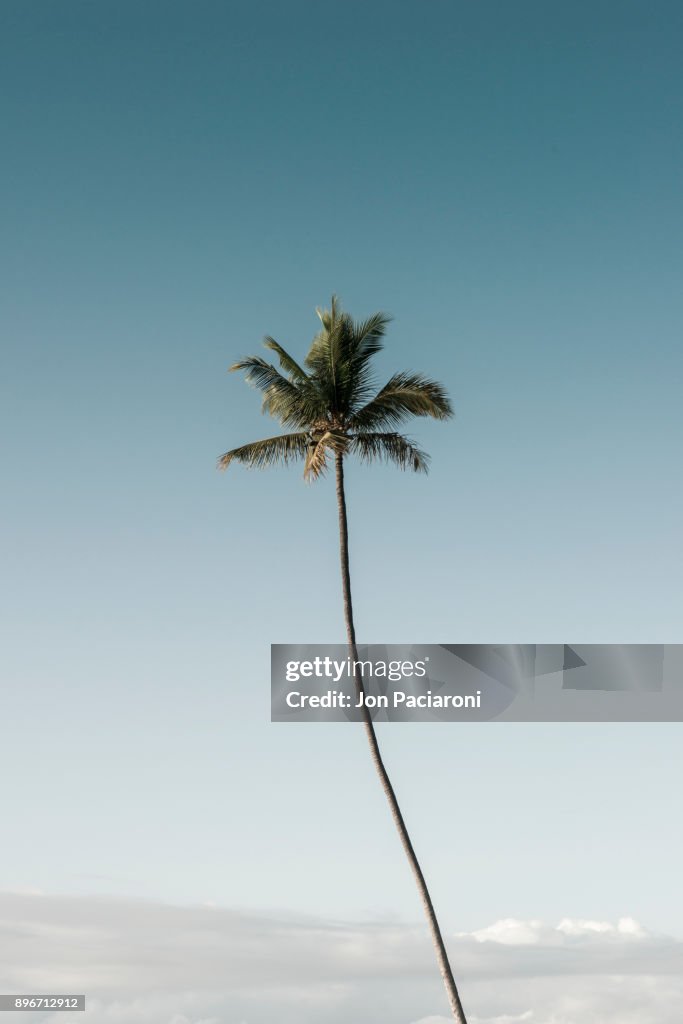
411, 1017, 452, 1024
471, 1014, 533, 1024
469, 919, 546, 945
410, 1016, 534, 1024
0, 892, 681, 1024
466, 915, 654, 950
557, 915, 646, 938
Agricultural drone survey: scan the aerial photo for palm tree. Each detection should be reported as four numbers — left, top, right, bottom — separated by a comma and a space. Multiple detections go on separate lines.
219, 296, 468, 1024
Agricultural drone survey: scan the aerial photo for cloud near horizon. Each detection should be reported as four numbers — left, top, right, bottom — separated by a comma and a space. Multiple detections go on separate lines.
0, 892, 681, 1024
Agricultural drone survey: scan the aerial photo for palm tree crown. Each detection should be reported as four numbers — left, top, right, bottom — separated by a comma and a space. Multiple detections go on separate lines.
219, 295, 453, 479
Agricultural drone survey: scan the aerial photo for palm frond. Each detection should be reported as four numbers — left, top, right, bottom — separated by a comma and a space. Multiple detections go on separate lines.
262, 337, 309, 383
217, 432, 309, 470
350, 311, 392, 365
305, 299, 345, 369
314, 294, 340, 333
303, 429, 349, 481
350, 371, 454, 430
229, 355, 291, 389
349, 431, 430, 473
303, 435, 329, 481
304, 315, 354, 416
230, 356, 322, 427
305, 299, 390, 417
305, 296, 339, 369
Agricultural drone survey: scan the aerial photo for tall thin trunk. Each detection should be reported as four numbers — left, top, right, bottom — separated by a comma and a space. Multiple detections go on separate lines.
334, 453, 469, 1024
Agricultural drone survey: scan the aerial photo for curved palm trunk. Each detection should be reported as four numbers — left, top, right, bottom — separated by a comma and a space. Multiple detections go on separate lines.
334, 453, 469, 1024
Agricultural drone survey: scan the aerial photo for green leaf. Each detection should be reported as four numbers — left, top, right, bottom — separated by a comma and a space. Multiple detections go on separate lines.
349, 431, 430, 473
350, 371, 454, 430
218, 432, 309, 470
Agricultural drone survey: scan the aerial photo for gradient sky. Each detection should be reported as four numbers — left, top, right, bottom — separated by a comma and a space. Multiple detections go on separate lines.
1, 0, 682, 940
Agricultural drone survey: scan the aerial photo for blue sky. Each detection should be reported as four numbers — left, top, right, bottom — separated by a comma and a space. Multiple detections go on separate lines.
1, 0, 682, 946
